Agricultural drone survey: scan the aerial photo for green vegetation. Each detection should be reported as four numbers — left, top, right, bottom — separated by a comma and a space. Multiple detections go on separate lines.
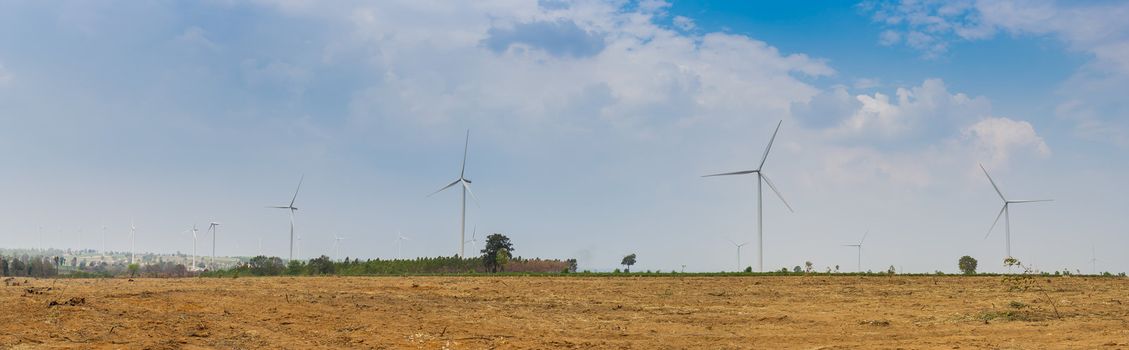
482, 234, 515, 273
959, 255, 978, 275
621, 253, 637, 273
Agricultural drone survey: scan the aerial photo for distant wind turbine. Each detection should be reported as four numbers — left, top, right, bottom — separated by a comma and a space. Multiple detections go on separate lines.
842, 230, 869, 272
396, 231, 410, 260
269, 175, 303, 261
101, 225, 107, 260
1090, 244, 1103, 275
208, 222, 221, 269
182, 224, 199, 271
980, 163, 1052, 260
129, 220, 137, 265
429, 129, 479, 258
703, 120, 794, 272
463, 225, 478, 253
333, 234, 346, 260
726, 238, 750, 272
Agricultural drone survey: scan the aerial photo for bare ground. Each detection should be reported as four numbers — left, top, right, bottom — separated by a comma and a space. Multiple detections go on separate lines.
2, 275, 1128, 349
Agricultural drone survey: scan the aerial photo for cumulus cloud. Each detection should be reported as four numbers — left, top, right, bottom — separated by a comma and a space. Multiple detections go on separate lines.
672, 16, 695, 31
481, 19, 607, 58
863, 0, 1129, 146
962, 117, 1050, 166
797, 79, 991, 142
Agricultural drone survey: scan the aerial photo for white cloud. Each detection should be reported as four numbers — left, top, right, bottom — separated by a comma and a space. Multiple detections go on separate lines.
815, 79, 991, 140
864, 0, 1129, 146
673, 16, 695, 31
283, 0, 836, 137
962, 117, 1050, 166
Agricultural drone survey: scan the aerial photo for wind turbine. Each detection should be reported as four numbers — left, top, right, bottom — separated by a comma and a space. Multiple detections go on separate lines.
726, 238, 750, 272
101, 225, 107, 260
207, 222, 221, 270
429, 129, 479, 258
269, 175, 303, 261
463, 226, 478, 253
1089, 244, 1102, 275
842, 230, 869, 272
129, 220, 137, 265
980, 163, 1052, 260
333, 234, 346, 260
181, 224, 200, 271
703, 120, 794, 272
396, 231, 410, 260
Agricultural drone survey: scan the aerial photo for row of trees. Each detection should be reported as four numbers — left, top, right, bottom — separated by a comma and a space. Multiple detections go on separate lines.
0, 255, 59, 277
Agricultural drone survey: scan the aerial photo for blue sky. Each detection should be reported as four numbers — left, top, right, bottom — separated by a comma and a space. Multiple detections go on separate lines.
0, 0, 1126, 273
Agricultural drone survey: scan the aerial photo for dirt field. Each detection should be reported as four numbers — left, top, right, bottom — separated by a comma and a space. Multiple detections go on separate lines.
2, 275, 1128, 349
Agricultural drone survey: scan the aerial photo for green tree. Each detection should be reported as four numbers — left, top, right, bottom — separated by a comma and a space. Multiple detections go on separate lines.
494, 248, 511, 272
286, 260, 305, 275
127, 263, 140, 278
958, 255, 978, 275
481, 233, 514, 273
621, 253, 636, 273
249, 256, 286, 276
307, 255, 335, 275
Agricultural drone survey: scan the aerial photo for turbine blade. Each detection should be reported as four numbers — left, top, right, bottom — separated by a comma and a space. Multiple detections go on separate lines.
428, 179, 461, 197
461, 129, 470, 178
979, 163, 1006, 201
860, 230, 869, 245
985, 204, 1006, 239
1008, 199, 1053, 203
701, 170, 757, 177
757, 120, 783, 171
462, 180, 480, 207
290, 175, 304, 207
760, 173, 794, 213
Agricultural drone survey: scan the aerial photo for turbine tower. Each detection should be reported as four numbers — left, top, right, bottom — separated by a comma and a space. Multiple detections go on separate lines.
208, 222, 221, 269
429, 129, 478, 258
182, 224, 199, 271
129, 220, 137, 265
842, 230, 869, 272
1090, 244, 1102, 275
703, 120, 794, 272
980, 163, 1052, 260
333, 234, 346, 260
269, 175, 303, 261
727, 238, 750, 272
463, 226, 478, 254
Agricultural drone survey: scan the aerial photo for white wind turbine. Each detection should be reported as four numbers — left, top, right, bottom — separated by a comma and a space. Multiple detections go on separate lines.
726, 238, 750, 272
463, 226, 478, 254
101, 225, 107, 260
703, 120, 794, 272
429, 130, 479, 258
333, 234, 346, 260
269, 175, 303, 261
208, 222, 221, 269
980, 163, 1052, 260
1089, 244, 1103, 275
842, 230, 869, 272
129, 220, 137, 265
396, 231, 410, 260
182, 224, 199, 271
